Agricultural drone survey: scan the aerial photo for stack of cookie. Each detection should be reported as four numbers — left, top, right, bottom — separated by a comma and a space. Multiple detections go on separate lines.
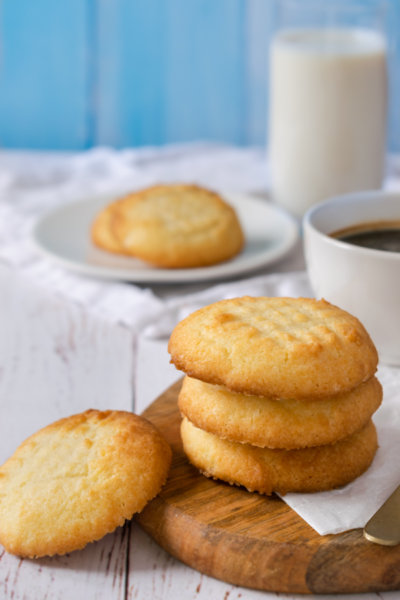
168, 296, 381, 495
91, 184, 244, 268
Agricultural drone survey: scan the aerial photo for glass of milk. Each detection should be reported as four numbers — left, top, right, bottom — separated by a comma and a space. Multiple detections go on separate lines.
269, 0, 388, 217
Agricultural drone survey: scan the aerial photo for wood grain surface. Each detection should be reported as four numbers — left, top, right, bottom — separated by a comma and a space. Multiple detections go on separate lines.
137, 379, 400, 595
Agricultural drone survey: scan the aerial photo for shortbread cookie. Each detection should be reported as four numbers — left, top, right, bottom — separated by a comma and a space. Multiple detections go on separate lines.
181, 417, 377, 495
0, 410, 171, 558
169, 297, 378, 399
93, 184, 244, 268
91, 204, 123, 254
178, 375, 382, 449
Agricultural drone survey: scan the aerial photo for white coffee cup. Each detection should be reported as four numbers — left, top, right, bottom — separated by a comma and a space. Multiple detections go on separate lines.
303, 191, 400, 365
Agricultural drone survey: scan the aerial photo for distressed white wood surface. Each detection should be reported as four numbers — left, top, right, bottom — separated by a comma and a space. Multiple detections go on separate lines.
0, 265, 134, 457
0, 264, 133, 600
0, 529, 129, 600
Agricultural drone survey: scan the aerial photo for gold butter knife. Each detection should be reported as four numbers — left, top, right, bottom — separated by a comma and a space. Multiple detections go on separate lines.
364, 484, 400, 546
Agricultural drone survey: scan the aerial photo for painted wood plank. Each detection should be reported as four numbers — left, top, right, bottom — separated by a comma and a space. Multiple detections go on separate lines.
163, 0, 246, 145
0, 266, 134, 457
245, 0, 276, 146
0, 264, 134, 598
385, 0, 400, 152
135, 338, 180, 415
0, 528, 129, 600
0, 0, 91, 150
96, 0, 246, 148
96, 0, 167, 147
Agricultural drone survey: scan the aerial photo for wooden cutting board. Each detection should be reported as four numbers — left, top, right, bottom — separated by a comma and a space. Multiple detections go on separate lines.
136, 380, 400, 594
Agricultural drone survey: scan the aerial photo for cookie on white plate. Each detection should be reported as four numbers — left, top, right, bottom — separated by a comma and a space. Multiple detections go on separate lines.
92, 184, 245, 268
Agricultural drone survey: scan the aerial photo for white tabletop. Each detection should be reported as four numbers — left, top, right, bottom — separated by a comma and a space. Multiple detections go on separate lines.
0, 145, 398, 600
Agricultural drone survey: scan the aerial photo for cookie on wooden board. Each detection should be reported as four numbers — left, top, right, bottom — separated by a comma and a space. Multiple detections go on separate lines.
0, 409, 171, 558
169, 296, 378, 399
181, 417, 378, 495
178, 375, 382, 449
92, 184, 245, 268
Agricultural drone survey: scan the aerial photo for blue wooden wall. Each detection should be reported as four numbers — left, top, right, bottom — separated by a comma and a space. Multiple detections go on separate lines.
0, 0, 398, 151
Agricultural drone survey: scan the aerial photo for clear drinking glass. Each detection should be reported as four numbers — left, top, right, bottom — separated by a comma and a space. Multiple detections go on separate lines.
268, 0, 388, 217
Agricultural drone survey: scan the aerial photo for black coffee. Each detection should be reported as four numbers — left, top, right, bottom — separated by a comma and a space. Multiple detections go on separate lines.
332, 221, 400, 253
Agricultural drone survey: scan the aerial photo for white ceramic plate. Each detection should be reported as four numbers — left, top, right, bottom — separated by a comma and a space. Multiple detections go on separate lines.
32, 193, 299, 283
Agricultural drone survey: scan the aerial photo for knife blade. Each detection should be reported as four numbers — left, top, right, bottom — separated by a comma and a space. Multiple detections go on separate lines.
364, 484, 400, 546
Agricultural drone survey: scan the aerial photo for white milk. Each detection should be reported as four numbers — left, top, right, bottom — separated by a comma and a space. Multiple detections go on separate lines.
269, 28, 387, 217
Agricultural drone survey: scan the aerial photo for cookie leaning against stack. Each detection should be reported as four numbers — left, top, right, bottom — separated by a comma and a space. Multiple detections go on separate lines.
168, 296, 381, 495
0, 410, 171, 558
91, 184, 245, 268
